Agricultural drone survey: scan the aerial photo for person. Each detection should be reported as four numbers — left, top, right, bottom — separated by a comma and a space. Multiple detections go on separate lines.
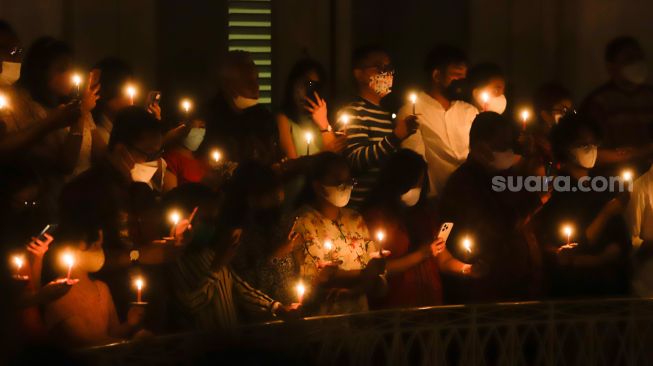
362, 149, 476, 309
338, 46, 418, 208
44, 227, 147, 348
399, 44, 479, 198
627, 151, 653, 296
230, 162, 299, 307
465, 62, 507, 114
91, 57, 134, 148
0, 20, 22, 87
581, 36, 653, 175
200, 50, 282, 166
520, 83, 573, 177
292, 152, 387, 315
277, 58, 345, 159
163, 118, 209, 186
533, 113, 630, 298
171, 163, 299, 331
438, 112, 541, 303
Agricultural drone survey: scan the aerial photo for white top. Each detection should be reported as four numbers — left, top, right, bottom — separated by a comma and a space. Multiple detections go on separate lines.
399, 91, 478, 197
626, 164, 653, 296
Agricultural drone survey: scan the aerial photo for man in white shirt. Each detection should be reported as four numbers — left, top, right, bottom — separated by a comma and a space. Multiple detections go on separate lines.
399, 44, 478, 197
626, 162, 653, 295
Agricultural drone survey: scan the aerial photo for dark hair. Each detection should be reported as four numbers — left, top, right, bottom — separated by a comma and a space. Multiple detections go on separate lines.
296, 152, 350, 206
108, 106, 162, 150
363, 149, 427, 211
92, 57, 133, 118
0, 20, 17, 37
465, 62, 504, 104
16, 37, 73, 108
280, 58, 327, 122
218, 50, 254, 89
469, 111, 511, 150
352, 45, 388, 70
550, 113, 601, 163
533, 83, 572, 114
424, 44, 467, 76
605, 36, 641, 63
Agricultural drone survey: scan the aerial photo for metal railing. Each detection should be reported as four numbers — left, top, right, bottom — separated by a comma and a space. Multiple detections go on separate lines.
81, 297, 653, 365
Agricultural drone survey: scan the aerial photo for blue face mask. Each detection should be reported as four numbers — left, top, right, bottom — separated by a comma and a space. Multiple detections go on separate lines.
183, 127, 206, 151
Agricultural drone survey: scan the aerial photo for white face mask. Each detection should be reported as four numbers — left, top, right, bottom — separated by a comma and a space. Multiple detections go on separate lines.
76, 247, 105, 273
622, 61, 649, 85
400, 187, 421, 207
369, 72, 393, 97
475, 90, 507, 114
183, 127, 206, 151
490, 149, 516, 171
130, 160, 159, 183
0, 61, 21, 85
571, 144, 598, 169
233, 95, 258, 110
321, 184, 353, 207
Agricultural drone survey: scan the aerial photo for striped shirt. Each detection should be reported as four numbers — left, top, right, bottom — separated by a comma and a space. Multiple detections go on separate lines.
171, 247, 278, 331
338, 97, 400, 207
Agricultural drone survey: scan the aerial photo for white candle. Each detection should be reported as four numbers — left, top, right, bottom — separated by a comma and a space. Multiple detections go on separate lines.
295, 282, 306, 304
462, 237, 472, 254
169, 210, 181, 226
12, 255, 24, 275
340, 114, 350, 134
71, 74, 82, 97
622, 170, 633, 182
181, 98, 192, 122
409, 92, 417, 114
324, 240, 334, 261
304, 132, 313, 155
562, 225, 573, 245
126, 85, 137, 106
62, 252, 75, 281
520, 109, 530, 131
211, 149, 222, 163
480, 91, 490, 112
0, 94, 7, 110
134, 277, 144, 303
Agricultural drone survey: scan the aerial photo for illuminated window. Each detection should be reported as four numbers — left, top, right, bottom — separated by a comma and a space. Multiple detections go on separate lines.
228, 0, 272, 105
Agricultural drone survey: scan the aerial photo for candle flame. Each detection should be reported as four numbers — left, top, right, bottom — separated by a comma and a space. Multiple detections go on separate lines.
295, 282, 305, 298
181, 99, 192, 113
562, 225, 573, 237
169, 210, 181, 225
340, 114, 350, 125
304, 131, 313, 144
391, 113, 397, 119
462, 237, 472, 254
0, 94, 7, 109
376, 230, 385, 243
62, 252, 75, 267
520, 109, 530, 122
134, 277, 144, 291
211, 149, 222, 162
13, 256, 23, 270
622, 170, 633, 182
324, 240, 333, 251
125, 85, 137, 98
71, 74, 82, 86
481, 91, 490, 103
409, 92, 417, 104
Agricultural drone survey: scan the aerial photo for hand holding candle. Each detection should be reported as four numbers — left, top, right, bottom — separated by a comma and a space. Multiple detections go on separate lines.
558, 224, 578, 252
62, 252, 75, 281
125, 84, 137, 106
520, 109, 530, 131
12, 255, 27, 280
71, 73, 82, 98
134, 276, 145, 303
295, 281, 306, 304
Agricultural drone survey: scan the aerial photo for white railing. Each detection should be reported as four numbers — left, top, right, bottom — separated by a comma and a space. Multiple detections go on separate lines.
81, 298, 653, 366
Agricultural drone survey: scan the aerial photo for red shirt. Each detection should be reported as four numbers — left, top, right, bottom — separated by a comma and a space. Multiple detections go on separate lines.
164, 149, 208, 185
363, 204, 443, 309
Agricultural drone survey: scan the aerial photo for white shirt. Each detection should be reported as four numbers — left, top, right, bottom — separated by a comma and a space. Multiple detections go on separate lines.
626, 164, 653, 296
399, 91, 478, 197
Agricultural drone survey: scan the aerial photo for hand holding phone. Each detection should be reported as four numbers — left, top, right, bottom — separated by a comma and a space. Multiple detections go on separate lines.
145, 91, 161, 107
437, 222, 454, 243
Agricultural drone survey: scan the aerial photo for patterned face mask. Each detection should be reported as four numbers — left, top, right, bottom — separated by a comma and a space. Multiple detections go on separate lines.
369, 72, 393, 98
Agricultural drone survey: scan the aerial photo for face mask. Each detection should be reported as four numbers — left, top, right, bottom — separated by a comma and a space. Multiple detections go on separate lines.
0, 61, 21, 85
490, 149, 516, 171
321, 184, 353, 207
76, 247, 105, 273
622, 61, 648, 85
130, 160, 159, 183
486, 95, 507, 114
233, 95, 258, 110
400, 187, 421, 207
369, 72, 393, 97
571, 145, 598, 169
444, 79, 466, 101
183, 127, 206, 151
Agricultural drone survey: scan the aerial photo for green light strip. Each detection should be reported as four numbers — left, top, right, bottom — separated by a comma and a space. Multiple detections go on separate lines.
228, 34, 271, 40
228, 46, 272, 53
228, 8, 271, 14
228, 21, 271, 27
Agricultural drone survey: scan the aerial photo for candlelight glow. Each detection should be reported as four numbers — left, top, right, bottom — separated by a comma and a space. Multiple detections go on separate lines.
324, 240, 333, 251
340, 114, 350, 125
62, 252, 75, 268
211, 149, 222, 163
622, 170, 633, 182
71, 74, 82, 87
562, 225, 573, 238
304, 131, 313, 144
13, 255, 24, 270
169, 210, 181, 225
391, 113, 397, 119
481, 91, 490, 104
134, 277, 144, 291
295, 282, 306, 302
409, 92, 417, 104
520, 109, 530, 122
376, 230, 385, 243
181, 99, 192, 113
0, 94, 7, 109
125, 85, 137, 99
462, 237, 472, 254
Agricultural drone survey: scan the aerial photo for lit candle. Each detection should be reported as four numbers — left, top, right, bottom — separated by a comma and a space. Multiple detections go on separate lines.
295, 281, 306, 304
0, 94, 7, 110
409, 92, 417, 114
125, 85, 137, 106
62, 252, 75, 281
211, 149, 222, 163
71, 73, 82, 98
562, 225, 573, 245
304, 131, 313, 156
480, 91, 490, 112
324, 240, 334, 261
340, 114, 350, 134
134, 277, 145, 303
12, 255, 24, 276
169, 210, 181, 227
391, 113, 397, 120
462, 237, 473, 254
181, 98, 192, 122
376, 230, 386, 257
520, 109, 530, 131
622, 170, 633, 182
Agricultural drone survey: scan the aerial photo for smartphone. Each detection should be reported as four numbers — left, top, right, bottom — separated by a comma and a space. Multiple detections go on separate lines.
305, 81, 321, 104
37, 224, 58, 240
145, 91, 161, 107
437, 222, 454, 243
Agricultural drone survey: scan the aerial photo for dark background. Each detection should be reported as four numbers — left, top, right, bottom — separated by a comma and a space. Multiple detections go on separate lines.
2, 0, 652, 114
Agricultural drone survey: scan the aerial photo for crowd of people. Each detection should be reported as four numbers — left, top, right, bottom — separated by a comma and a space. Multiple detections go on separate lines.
2, 18, 653, 354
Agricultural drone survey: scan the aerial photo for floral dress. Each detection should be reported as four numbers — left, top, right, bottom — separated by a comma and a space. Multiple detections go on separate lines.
292, 205, 380, 315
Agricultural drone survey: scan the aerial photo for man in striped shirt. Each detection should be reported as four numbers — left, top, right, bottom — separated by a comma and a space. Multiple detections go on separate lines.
338, 46, 418, 207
